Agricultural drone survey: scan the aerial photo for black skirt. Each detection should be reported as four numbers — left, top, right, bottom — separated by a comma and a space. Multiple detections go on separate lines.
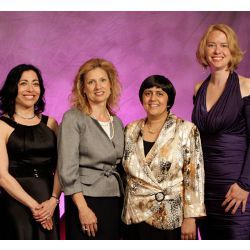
64, 195, 123, 240
0, 177, 59, 240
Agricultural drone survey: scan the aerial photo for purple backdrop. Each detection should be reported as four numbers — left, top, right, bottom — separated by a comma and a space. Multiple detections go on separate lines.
1, 12, 250, 227
1, 12, 250, 125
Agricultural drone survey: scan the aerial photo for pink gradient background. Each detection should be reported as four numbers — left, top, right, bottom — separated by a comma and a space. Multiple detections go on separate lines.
1, 12, 250, 124
1, 12, 250, 236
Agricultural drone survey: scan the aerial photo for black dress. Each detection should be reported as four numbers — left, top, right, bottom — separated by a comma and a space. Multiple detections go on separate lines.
192, 72, 250, 239
0, 115, 59, 240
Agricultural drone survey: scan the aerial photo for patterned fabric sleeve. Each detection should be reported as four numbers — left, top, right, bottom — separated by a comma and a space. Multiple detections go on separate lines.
183, 125, 206, 218
237, 96, 250, 191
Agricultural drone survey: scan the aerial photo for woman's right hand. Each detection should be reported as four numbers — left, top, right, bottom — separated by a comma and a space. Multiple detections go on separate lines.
32, 198, 57, 222
79, 206, 98, 237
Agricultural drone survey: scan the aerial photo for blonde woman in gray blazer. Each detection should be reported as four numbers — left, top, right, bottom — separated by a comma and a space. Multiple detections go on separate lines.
58, 58, 124, 240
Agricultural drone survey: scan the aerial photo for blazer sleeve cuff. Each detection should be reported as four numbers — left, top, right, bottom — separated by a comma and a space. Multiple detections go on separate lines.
62, 180, 82, 196
184, 204, 206, 218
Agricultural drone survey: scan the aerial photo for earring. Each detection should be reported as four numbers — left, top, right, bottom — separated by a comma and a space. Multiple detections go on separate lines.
34, 102, 38, 111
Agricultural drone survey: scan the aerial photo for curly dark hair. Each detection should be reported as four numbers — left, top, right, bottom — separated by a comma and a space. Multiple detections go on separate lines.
0, 64, 45, 118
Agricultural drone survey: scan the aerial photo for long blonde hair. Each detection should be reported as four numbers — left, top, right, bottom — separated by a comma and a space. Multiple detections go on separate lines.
70, 58, 122, 115
196, 24, 244, 71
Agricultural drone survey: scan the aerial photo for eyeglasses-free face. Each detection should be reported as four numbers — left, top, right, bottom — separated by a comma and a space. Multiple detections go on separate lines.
83, 67, 111, 107
142, 87, 169, 118
205, 30, 232, 71
15, 70, 41, 110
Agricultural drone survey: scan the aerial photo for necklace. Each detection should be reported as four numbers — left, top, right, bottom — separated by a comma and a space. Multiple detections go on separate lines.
146, 117, 168, 134
15, 112, 36, 120
146, 123, 162, 134
90, 111, 114, 140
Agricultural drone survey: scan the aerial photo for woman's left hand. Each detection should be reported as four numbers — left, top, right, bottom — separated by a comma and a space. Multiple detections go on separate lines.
33, 198, 58, 222
40, 217, 54, 231
181, 218, 196, 240
222, 183, 249, 214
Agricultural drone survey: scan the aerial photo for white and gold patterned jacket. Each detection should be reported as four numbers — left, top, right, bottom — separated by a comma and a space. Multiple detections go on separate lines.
122, 113, 206, 230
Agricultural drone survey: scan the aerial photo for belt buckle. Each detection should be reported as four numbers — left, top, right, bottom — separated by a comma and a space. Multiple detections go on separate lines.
104, 170, 112, 177
155, 192, 165, 202
33, 168, 39, 178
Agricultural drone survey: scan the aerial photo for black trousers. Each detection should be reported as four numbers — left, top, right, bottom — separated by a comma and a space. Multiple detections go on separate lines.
123, 222, 181, 240
65, 195, 123, 240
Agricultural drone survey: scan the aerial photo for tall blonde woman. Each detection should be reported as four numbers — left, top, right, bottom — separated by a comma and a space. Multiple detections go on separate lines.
192, 24, 250, 239
58, 58, 124, 240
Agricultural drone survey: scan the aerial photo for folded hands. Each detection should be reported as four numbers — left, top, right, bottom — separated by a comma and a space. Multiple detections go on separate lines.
31, 197, 58, 230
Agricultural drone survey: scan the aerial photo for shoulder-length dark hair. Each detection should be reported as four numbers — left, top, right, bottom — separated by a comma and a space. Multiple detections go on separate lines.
139, 75, 176, 111
0, 64, 45, 117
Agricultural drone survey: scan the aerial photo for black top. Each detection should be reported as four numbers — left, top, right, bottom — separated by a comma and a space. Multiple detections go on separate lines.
0, 115, 57, 178
143, 140, 155, 157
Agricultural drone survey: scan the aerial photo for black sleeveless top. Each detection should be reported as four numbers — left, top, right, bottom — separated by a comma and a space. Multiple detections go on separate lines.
0, 115, 57, 178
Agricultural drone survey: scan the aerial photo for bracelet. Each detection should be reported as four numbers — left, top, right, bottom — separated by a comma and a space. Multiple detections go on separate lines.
51, 195, 60, 204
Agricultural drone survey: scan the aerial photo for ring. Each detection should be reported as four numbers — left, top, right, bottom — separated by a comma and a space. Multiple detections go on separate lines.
82, 225, 88, 231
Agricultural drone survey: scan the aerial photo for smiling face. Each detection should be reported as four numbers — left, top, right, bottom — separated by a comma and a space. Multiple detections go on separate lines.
205, 30, 232, 71
83, 67, 111, 107
15, 70, 41, 110
142, 86, 169, 118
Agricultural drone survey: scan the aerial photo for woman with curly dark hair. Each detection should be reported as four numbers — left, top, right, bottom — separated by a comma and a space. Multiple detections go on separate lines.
0, 64, 60, 239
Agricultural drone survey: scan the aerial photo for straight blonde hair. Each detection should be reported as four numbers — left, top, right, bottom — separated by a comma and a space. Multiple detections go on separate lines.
196, 24, 244, 71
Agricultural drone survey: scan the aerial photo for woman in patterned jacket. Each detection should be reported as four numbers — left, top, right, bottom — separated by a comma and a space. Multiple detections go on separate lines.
122, 75, 206, 240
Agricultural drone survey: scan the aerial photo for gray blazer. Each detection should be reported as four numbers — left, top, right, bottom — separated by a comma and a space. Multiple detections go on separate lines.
57, 108, 124, 197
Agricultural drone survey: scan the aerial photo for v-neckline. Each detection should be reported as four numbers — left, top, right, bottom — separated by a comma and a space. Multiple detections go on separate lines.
90, 116, 115, 146
139, 114, 174, 163
205, 73, 231, 113
140, 118, 164, 162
